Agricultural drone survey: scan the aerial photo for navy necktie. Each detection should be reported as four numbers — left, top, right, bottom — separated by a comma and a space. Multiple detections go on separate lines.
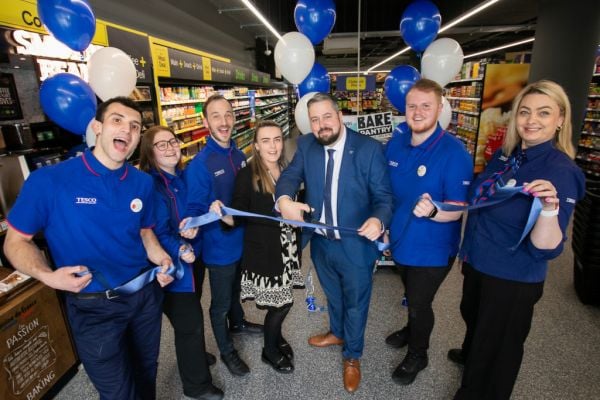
324, 149, 336, 239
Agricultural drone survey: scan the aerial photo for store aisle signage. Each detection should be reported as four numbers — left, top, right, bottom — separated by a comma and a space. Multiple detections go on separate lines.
337, 75, 376, 91
358, 112, 394, 138
150, 41, 270, 85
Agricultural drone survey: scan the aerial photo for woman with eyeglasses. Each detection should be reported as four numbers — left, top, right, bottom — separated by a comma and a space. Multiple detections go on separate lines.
210, 120, 303, 374
139, 126, 224, 400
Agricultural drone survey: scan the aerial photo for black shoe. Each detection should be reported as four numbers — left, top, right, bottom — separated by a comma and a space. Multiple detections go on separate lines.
221, 350, 250, 376
447, 348, 465, 366
279, 338, 294, 361
261, 348, 294, 374
385, 327, 409, 348
392, 352, 428, 385
230, 320, 264, 335
190, 384, 224, 400
206, 352, 216, 366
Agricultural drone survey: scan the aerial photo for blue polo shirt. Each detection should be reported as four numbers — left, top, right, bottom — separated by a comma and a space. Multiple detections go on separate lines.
185, 136, 246, 266
7, 150, 156, 293
151, 168, 199, 293
385, 125, 473, 266
461, 141, 586, 283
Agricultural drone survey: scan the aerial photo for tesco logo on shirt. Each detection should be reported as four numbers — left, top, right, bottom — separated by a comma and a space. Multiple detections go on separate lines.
75, 197, 97, 205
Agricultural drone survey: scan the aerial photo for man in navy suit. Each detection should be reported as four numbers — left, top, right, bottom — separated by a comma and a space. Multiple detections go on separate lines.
276, 93, 393, 392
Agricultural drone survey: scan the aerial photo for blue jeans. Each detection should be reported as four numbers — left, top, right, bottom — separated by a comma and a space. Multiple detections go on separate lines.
206, 261, 244, 355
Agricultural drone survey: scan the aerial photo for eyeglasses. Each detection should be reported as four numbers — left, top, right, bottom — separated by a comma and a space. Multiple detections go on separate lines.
153, 138, 181, 151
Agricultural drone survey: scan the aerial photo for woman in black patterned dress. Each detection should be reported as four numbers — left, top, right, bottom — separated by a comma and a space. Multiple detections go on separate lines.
210, 120, 302, 374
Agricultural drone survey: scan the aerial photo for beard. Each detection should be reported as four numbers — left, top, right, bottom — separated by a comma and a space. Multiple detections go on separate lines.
315, 127, 340, 146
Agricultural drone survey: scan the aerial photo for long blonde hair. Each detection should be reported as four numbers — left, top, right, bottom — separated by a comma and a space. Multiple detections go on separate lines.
250, 120, 287, 194
502, 80, 575, 159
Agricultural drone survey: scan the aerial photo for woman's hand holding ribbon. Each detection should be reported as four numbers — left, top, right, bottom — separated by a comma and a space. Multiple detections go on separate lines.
179, 244, 195, 263
524, 180, 559, 211
210, 200, 234, 226
278, 196, 312, 225
156, 258, 175, 287
179, 218, 198, 239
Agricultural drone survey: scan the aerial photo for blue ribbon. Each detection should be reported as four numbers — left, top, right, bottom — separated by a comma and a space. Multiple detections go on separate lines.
182, 206, 390, 251
430, 184, 543, 250
75, 261, 185, 297
110, 262, 185, 296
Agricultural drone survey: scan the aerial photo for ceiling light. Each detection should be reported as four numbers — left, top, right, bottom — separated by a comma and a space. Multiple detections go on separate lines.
367, 0, 503, 72
464, 37, 535, 59
438, 0, 501, 34
240, 0, 283, 41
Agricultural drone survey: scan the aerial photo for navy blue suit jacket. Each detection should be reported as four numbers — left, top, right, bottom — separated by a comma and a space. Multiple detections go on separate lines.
276, 128, 393, 267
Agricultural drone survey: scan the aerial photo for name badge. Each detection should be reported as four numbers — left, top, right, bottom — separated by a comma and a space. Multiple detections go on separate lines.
417, 165, 427, 177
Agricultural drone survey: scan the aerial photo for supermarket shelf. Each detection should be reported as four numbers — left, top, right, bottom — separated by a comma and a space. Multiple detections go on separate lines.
236, 116, 251, 124
180, 137, 205, 149
175, 125, 203, 134
449, 77, 483, 83
576, 155, 600, 165
225, 95, 249, 100
167, 113, 203, 122
578, 144, 600, 151
585, 118, 600, 122
232, 127, 253, 140
257, 108, 288, 120
587, 108, 600, 111
446, 96, 481, 101
454, 109, 480, 116
161, 99, 205, 106
233, 105, 250, 111
256, 93, 287, 98
256, 100, 287, 108
581, 131, 600, 136
589, 95, 600, 98
582, 169, 600, 177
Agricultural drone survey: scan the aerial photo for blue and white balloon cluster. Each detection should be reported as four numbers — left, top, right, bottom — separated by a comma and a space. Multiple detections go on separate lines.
36, 0, 137, 144
273, 0, 336, 134
384, 0, 464, 130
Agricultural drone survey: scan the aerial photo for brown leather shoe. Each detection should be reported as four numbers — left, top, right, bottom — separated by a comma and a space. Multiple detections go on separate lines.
308, 332, 344, 347
343, 358, 361, 393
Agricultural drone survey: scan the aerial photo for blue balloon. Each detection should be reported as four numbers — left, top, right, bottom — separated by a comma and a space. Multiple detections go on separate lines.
294, 0, 336, 45
384, 65, 421, 113
40, 73, 97, 135
392, 122, 410, 138
400, 0, 441, 52
38, 0, 96, 52
298, 63, 331, 97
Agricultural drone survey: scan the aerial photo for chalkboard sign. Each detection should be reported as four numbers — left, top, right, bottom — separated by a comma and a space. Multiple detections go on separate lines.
0, 74, 22, 121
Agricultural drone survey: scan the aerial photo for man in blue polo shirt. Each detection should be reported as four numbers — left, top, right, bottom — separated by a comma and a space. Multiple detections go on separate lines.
3, 97, 174, 400
186, 94, 262, 377
384, 79, 472, 385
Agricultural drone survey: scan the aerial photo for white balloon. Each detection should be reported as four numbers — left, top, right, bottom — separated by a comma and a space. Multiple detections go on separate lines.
274, 32, 315, 84
438, 96, 452, 130
294, 92, 318, 134
85, 118, 97, 147
88, 47, 137, 101
421, 38, 464, 87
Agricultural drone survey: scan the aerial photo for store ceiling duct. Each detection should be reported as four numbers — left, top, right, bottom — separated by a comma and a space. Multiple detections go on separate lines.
322, 37, 359, 55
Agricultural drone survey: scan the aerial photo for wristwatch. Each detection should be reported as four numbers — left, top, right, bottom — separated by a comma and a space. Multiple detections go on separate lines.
427, 207, 438, 219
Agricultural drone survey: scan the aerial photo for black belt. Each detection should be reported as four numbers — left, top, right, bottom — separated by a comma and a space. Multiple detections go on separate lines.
68, 289, 119, 300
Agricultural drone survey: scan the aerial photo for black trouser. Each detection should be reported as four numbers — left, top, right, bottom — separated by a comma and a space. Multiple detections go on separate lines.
454, 262, 544, 400
263, 304, 292, 354
397, 258, 453, 355
162, 261, 212, 398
